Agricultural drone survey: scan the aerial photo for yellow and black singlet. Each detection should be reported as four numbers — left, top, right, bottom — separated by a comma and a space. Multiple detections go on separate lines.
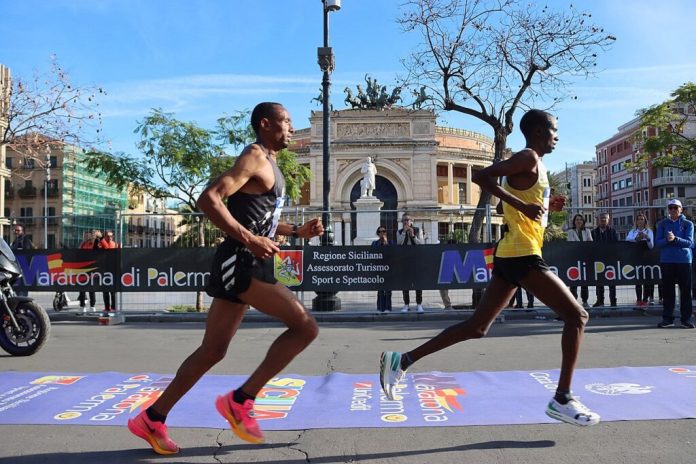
495, 160, 550, 258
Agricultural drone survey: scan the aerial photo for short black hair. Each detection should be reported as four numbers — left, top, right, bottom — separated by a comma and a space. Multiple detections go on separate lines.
572, 214, 585, 227
519, 109, 554, 138
250, 102, 282, 134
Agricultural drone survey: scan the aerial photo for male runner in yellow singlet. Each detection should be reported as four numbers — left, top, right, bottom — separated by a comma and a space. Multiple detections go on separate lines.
380, 109, 600, 426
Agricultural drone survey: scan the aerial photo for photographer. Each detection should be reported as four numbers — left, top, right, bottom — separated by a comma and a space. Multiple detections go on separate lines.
397, 213, 424, 313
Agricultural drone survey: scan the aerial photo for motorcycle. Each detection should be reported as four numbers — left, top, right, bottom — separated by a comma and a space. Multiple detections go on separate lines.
0, 237, 50, 356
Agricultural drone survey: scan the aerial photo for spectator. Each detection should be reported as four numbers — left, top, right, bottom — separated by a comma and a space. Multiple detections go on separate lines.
592, 212, 618, 308
100, 230, 120, 314
77, 231, 97, 313
656, 199, 694, 328
372, 226, 393, 312
10, 224, 33, 297
511, 287, 535, 309
397, 213, 424, 313
566, 214, 592, 308
625, 213, 654, 309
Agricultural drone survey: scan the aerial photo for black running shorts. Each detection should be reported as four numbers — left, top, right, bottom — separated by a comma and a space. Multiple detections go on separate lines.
492, 255, 550, 287
205, 239, 277, 303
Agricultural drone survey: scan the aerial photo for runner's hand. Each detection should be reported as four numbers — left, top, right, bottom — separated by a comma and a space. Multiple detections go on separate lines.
248, 236, 280, 259
549, 194, 566, 212
299, 218, 324, 238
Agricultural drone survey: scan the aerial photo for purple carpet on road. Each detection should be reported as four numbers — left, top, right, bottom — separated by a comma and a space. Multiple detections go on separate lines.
1, 366, 695, 429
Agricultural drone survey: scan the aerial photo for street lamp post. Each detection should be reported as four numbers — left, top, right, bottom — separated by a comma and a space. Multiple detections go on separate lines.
312, 0, 341, 312
44, 148, 50, 249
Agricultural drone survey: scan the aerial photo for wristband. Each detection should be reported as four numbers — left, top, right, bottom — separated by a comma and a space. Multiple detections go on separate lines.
291, 224, 299, 239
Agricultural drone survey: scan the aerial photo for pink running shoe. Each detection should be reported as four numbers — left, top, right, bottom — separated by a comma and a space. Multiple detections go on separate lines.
215, 390, 265, 444
127, 410, 180, 455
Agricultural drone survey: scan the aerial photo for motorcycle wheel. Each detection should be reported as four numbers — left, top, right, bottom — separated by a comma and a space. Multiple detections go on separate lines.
0, 301, 51, 356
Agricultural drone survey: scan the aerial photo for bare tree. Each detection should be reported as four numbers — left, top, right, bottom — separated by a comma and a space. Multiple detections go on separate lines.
399, 0, 615, 242
2, 56, 104, 175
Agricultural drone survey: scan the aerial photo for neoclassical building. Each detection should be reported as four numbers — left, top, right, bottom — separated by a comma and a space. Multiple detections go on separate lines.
291, 108, 503, 244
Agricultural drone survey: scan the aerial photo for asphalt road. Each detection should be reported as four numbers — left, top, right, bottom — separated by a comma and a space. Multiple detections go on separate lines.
1, 315, 694, 464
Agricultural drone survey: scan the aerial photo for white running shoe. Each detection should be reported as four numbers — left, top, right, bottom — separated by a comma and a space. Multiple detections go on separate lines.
89, 306, 96, 312
545, 398, 600, 426
400, 305, 410, 313
416, 304, 424, 313
380, 351, 406, 401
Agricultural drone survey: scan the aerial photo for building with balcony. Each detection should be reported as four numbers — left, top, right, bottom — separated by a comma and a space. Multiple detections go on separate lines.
291, 108, 503, 243
4, 142, 127, 247
595, 112, 696, 238
550, 161, 596, 228
123, 188, 182, 248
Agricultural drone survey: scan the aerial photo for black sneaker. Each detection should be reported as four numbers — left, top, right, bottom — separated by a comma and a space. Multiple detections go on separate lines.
657, 321, 674, 328
680, 322, 695, 329
592, 301, 604, 308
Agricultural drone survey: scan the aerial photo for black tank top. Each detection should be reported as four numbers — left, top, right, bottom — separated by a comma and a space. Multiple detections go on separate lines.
226, 148, 286, 239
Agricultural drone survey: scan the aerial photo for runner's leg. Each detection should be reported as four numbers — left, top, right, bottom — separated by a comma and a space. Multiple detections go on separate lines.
519, 269, 588, 391
149, 298, 246, 416
237, 280, 319, 396
407, 275, 517, 364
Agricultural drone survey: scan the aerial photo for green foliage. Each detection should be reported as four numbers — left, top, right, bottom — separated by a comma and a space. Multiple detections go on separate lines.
630, 82, 696, 173
446, 228, 469, 244
544, 211, 568, 242
277, 148, 312, 201
168, 304, 202, 313
84, 108, 310, 210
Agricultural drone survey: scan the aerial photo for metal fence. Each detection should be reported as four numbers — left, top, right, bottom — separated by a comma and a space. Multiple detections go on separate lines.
8, 203, 695, 314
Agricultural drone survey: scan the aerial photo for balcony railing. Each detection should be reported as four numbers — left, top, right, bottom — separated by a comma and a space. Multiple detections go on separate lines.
18, 186, 37, 198
41, 187, 60, 198
651, 175, 696, 187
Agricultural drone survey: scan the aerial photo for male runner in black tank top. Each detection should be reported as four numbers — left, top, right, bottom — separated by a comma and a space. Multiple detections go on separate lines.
128, 102, 324, 454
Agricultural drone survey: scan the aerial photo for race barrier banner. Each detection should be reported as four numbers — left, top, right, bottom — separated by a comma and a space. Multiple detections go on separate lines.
1, 366, 694, 429
14, 241, 661, 292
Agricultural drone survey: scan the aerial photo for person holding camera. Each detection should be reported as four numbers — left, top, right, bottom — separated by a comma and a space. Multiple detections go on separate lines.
625, 212, 654, 309
397, 213, 424, 313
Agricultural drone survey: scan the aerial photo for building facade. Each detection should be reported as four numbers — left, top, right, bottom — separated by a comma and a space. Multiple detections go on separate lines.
4, 143, 127, 247
595, 114, 696, 238
291, 108, 503, 244
551, 161, 596, 229
0, 65, 10, 235
123, 188, 181, 248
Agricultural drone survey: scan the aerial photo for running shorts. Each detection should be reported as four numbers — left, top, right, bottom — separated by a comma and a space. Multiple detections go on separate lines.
492, 254, 549, 287
205, 239, 277, 303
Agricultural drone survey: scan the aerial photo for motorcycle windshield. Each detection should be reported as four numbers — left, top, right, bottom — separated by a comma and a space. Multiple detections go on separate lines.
0, 238, 16, 262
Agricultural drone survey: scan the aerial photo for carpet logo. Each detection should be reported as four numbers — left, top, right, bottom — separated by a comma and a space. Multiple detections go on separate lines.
54, 374, 172, 421
585, 383, 653, 396
274, 251, 303, 286
668, 367, 696, 379
254, 377, 305, 420
31, 375, 83, 385
413, 373, 466, 422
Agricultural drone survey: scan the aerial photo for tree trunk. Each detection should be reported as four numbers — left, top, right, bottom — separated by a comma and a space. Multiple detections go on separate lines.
468, 129, 508, 307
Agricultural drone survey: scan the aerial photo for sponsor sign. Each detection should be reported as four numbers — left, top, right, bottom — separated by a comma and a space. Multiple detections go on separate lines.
14, 242, 661, 291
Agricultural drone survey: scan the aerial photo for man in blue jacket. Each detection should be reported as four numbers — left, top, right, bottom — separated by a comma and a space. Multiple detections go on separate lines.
656, 199, 694, 328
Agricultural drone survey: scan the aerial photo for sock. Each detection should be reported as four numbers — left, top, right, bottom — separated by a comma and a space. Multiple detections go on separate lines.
145, 407, 167, 424
554, 389, 573, 405
233, 388, 255, 404
400, 352, 414, 371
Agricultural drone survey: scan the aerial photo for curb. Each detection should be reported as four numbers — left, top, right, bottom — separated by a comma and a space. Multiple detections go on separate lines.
48, 306, 665, 324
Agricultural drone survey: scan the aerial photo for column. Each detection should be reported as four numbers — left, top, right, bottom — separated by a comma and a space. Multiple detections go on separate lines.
447, 162, 454, 204
466, 164, 473, 205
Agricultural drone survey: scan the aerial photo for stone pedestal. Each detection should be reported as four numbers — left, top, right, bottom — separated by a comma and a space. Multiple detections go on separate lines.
352, 197, 384, 245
